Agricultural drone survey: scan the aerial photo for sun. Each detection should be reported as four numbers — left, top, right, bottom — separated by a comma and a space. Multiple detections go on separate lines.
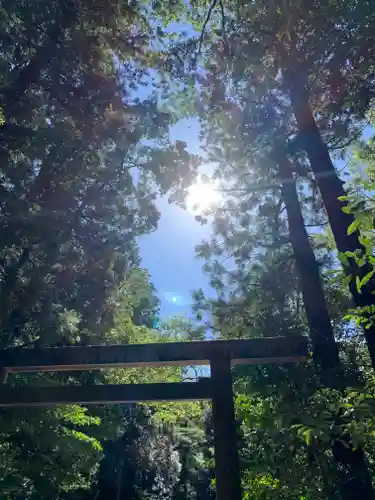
186, 177, 221, 215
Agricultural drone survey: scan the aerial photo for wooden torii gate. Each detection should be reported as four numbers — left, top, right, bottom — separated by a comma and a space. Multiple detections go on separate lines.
0, 336, 307, 500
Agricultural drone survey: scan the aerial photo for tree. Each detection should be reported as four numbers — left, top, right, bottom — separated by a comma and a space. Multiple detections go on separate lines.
279, 154, 375, 500
180, 0, 375, 367
0, 0, 199, 348
187, 18, 375, 490
0, 2, 202, 498
194, 205, 375, 499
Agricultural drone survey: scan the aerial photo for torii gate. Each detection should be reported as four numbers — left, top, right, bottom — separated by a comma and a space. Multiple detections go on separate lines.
0, 336, 307, 500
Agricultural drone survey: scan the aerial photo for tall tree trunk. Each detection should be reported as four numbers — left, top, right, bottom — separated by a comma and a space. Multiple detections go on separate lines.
279, 155, 375, 500
283, 69, 375, 370
279, 159, 341, 386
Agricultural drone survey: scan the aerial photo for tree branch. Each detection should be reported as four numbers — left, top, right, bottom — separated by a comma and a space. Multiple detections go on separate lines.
219, 0, 227, 46
305, 221, 330, 227
327, 121, 370, 151
197, 0, 219, 56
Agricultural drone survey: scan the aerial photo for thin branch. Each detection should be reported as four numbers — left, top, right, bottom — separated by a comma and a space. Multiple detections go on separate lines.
197, 0, 219, 56
305, 221, 330, 227
219, 0, 226, 45
328, 121, 370, 151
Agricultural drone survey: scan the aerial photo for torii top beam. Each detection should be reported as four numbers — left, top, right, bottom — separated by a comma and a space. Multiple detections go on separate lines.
0, 336, 308, 373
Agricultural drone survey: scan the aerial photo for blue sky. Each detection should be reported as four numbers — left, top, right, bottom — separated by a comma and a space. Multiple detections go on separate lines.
134, 19, 216, 319
138, 120, 375, 320
138, 195, 212, 318
138, 117, 213, 318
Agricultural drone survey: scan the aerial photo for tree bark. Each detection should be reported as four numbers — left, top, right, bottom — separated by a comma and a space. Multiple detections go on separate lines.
279, 159, 341, 386
284, 69, 375, 370
279, 155, 375, 500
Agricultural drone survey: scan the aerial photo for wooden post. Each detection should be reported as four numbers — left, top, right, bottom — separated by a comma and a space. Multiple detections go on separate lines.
0, 381, 212, 407
0, 337, 308, 373
0, 367, 8, 385
210, 352, 242, 500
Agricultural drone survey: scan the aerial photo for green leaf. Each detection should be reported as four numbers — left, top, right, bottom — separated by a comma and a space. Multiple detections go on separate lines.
359, 235, 371, 247
347, 219, 360, 235
342, 403, 353, 408
338, 252, 349, 267
356, 276, 361, 292
303, 429, 312, 445
359, 270, 375, 290
342, 274, 353, 287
